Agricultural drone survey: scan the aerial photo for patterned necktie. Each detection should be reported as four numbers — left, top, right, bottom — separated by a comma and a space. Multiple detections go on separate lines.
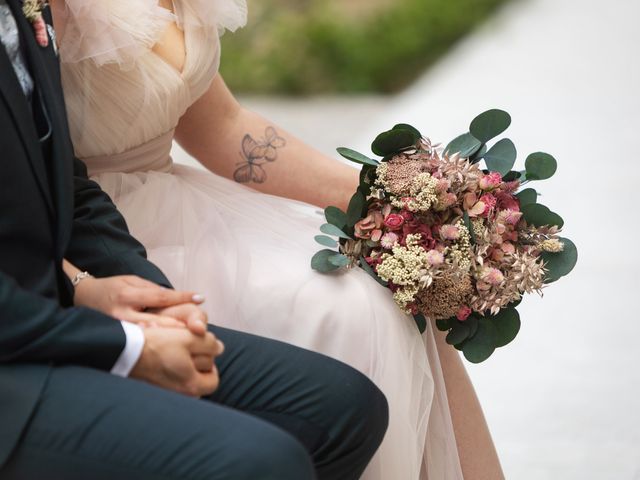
0, 0, 35, 99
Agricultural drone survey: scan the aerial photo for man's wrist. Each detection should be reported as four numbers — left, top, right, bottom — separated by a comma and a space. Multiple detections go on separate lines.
111, 322, 145, 377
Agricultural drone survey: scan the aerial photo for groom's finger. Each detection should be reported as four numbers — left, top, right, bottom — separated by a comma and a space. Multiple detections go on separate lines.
189, 331, 223, 357
192, 354, 214, 372
195, 368, 220, 396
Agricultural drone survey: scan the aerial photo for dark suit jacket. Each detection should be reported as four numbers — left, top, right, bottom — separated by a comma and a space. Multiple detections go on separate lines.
0, 0, 170, 467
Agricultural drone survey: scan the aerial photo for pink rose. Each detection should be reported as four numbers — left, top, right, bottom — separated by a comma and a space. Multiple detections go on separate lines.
456, 306, 472, 321
384, 213, 405, 231
479, 172, 503, 190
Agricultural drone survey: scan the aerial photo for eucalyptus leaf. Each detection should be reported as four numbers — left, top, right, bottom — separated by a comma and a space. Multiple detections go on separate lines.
413, 313, 427, 334
314, 235, 338, 248
508, 297, 523, 309
525, 152, 557, 180
436, 317, 453, 331
324, 206, 347, 229
346, 190, 367, 228
454, 341, 467, 352
502, 170, 523, 182
358, 257, 388, 287
444, 132, 482, 158
469, 144, 488, 164
446, 322, 471, 345
463, 317, 498, 363
465, 315, 479, 338
541, 237, 578, 283
469, 109, 511, 143
358, 166, 374, 196
311, 249, 341, 273
328, 254, 351, 267
393, 123, 422, 138
371, 129, 419, 156
521, 204, 564, 228
319, 223, 351, 239
336, 147, 379, 166
483, 138, 517, 175
488, 308, 521, 348
516, 188, 538, 207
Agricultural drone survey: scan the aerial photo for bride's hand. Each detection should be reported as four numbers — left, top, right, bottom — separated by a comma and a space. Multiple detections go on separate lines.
74, 275, 206, 332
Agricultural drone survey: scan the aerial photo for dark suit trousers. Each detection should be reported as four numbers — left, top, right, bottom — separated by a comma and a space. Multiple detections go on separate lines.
0, 327, 388, 480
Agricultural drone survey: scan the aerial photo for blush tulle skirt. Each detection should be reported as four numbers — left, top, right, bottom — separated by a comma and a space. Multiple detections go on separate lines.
93, 163, 463, 479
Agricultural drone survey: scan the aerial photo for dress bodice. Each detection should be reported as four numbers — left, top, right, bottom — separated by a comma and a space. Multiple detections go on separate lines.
59, 0, 246, 174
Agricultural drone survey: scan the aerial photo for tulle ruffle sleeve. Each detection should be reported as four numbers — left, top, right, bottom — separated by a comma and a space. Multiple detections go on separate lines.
57, 0, 174, 66
56, 0, 248, 67
175, 0, 247, 34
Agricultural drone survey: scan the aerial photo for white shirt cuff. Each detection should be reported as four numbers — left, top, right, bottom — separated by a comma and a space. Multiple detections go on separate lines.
110, 322, 145, 377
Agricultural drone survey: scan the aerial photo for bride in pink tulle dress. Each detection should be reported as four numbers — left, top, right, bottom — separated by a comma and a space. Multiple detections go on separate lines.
51, 0, 504, 478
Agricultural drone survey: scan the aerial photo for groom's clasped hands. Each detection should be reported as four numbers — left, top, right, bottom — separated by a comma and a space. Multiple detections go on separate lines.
75, 274, 225, 397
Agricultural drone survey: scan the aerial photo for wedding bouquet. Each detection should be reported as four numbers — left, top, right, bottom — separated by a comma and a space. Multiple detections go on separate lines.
311, 109, 577, 363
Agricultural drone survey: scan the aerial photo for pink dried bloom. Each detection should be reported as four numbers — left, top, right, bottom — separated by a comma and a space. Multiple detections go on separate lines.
354, 211, 383, 239
440, 224, 460, 241
436, 178, 451, 193
501, 242, 516, 255
479, 194, 497, 217
496, 192, 520, 212
480, 267, 505, 286
435, 192, 457, 211
380, 232, 399, 249
479, 172, 503, 190
456, 305, 472, 321
425, 249, 445, 266
490, 248, 505, 262
371, 229, 383, 242
464, 192, 486, 217
498, 209, 523, 225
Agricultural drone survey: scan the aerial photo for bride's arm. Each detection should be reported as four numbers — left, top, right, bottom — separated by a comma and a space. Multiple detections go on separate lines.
174, 75, 359, 210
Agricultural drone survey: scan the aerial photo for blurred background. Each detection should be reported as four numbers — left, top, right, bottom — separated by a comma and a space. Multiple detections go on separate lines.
174, 0, 640, 477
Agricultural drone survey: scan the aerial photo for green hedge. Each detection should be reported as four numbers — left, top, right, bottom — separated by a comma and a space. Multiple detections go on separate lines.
220, 0, 508, 95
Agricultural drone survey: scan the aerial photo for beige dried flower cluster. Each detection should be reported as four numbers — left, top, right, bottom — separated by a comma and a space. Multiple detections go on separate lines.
417, 273, 473, 320
22, 0, 44, 21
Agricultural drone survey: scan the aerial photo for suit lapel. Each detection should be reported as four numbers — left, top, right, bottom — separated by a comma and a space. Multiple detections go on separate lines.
7, 0, 73, 253
0, 31, 54, 216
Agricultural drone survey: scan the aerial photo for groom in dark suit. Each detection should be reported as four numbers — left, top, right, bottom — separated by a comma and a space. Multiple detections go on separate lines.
0, 1, 388, 479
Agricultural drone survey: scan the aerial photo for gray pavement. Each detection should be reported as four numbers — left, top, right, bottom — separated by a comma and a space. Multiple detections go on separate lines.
173, 0, 640, 477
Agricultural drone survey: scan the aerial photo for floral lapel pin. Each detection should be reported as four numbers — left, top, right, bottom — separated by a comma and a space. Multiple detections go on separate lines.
22, 0, 49, 48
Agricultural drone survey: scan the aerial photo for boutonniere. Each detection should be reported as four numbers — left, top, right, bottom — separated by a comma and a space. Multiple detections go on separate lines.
22, 0, 49, 48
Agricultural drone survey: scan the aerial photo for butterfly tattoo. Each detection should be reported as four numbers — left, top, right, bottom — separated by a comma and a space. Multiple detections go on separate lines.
234, 126, 287, 184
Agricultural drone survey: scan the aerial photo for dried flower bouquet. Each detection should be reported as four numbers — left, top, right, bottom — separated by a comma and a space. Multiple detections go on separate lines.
312, 109, 577, 363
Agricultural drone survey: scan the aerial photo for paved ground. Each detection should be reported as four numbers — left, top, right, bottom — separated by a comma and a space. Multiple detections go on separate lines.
174, 0, 640, 477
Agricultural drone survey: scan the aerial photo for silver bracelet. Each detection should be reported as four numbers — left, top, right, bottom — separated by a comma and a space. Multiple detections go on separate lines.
71, 271, 93, 287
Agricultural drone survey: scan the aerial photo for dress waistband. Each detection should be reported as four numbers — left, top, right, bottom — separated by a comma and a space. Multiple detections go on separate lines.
83, 130, 175, 176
